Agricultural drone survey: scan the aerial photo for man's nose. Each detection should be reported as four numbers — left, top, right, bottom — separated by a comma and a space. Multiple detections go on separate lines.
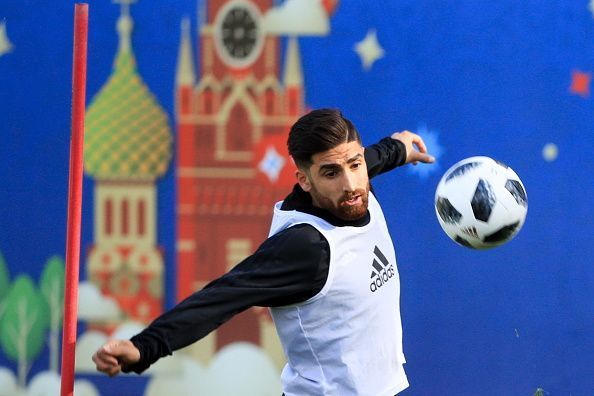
342, 171, 357, 192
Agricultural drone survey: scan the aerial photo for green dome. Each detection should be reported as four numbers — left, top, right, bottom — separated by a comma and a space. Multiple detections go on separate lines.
84, 17, 172, 181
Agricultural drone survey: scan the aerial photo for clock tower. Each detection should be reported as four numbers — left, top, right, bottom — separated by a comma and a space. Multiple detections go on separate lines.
213, 0, 265, 69
175, 0, 306, 365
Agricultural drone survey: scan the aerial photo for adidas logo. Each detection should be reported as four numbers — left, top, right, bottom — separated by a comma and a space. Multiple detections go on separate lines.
369, 246, 395, 293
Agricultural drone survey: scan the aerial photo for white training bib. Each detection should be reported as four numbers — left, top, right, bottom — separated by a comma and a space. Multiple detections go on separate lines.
269, 192, 408, 396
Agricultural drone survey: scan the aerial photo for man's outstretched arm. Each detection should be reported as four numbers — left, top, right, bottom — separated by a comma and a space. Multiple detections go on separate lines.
365, 131, 435, 179
92, 224, 329, 375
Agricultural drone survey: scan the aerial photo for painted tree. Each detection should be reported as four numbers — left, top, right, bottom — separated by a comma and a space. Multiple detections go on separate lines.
40, 255, 65, 373
0, 275, 49, 387
0, 250, 10, 319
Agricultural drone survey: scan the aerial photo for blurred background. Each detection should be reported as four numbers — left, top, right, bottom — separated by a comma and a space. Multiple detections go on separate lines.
0, 0, 593, 395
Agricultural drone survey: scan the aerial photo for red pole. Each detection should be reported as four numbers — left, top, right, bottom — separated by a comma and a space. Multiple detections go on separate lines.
60, 4, 88, 396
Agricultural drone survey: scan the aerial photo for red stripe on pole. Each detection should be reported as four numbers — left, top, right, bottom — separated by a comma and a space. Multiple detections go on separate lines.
60, 4, 88, 396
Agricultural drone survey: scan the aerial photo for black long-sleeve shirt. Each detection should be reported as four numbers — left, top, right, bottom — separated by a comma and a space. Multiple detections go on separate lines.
125, 137, 407, 373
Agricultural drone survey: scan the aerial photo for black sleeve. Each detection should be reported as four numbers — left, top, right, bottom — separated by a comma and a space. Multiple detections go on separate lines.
365, 137, 407, 179
123, 224, 329, 374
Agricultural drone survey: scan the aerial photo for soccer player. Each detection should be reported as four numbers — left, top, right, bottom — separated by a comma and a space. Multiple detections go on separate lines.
93, 108, 435, 395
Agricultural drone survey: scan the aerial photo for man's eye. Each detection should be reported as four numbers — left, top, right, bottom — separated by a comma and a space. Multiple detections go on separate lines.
324, 171, 337, 178
352, 162, 362, 169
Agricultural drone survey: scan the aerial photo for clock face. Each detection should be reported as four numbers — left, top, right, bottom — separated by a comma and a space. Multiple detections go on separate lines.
214, 0, 264, 69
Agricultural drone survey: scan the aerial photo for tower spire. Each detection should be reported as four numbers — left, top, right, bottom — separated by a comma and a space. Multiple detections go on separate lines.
176, 17, 196, 86
283, 36, 303, 87
198, 0, 207, 28
114, 0, 137, 54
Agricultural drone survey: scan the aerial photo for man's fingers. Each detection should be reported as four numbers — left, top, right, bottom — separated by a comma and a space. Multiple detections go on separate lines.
108, 340, 141, 364
412, 135, 428, 154
93, 349, 118, 366
93, 343, 124, 375
416, 153, 435, 163
93, 355, 119, 374
104, 340, 131, 359
107, 365, 122, 377
95, 359, 122, 377
392, 131, 434, 164
93, 339, 140, 376
410, 152, 435, 164
93, 354, 118, 371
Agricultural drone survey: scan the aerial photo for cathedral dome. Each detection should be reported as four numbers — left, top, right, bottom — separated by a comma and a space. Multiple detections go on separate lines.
84, 7, 172, 181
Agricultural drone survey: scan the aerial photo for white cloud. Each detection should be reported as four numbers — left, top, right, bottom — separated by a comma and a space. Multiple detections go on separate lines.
263, 0, 329, 36
78, 281, 122, 322
75, 330, 108, 373
26, 371, 98, 396
144, 356, 207, 396
26, 372, 60, 396
145, 343, 281, 396
0, 367, 17, 396
73, 379, 100, 396
111, 321, 146, 340
207, 343, 281, 395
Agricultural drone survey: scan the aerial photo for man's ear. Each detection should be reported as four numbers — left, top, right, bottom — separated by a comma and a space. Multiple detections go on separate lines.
296, 169, 312, 192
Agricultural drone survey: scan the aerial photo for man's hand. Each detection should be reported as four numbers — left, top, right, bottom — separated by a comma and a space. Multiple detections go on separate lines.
391, 131, 435, 165
92, 339, 140, 377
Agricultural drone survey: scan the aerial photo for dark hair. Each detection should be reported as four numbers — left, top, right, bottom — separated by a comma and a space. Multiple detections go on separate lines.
287, 108, 362, 169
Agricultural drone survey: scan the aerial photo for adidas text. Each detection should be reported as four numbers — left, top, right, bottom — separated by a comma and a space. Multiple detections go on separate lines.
369, 264, 395, 292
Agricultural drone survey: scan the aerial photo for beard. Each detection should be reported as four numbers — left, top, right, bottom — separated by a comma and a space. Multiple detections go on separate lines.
309, 183, 370, 221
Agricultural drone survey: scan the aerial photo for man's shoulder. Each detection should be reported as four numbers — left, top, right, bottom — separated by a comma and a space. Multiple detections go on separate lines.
270, 223, 327, 246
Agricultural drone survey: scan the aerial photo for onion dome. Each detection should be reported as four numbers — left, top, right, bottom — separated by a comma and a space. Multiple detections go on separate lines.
84, 3, 172, 181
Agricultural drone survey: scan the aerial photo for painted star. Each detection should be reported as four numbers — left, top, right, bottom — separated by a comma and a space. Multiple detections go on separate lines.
258, 145, 286, 183
542, 143, 558, 162
354, 28, 384, 71
569, 70, 591, 97
0, 20, 14, 57
407, 124, 444, 179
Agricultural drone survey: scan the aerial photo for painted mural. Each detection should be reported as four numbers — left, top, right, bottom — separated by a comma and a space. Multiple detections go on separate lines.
1, 0, 594, 395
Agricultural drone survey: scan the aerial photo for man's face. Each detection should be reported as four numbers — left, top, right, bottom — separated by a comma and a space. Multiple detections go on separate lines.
297, 141, 370, 221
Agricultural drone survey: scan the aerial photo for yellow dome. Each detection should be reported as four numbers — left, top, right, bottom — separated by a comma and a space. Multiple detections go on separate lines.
84, 12, 172, 181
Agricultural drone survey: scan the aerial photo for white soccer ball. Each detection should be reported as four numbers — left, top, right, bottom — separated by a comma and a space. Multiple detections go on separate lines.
434, 156, 528, 249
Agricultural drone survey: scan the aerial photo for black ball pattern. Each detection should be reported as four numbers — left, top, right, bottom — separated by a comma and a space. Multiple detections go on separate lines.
445, 161, 481, 182
436, 197, 462, 224
505, 179, 527, 207
471, 179, 496, 222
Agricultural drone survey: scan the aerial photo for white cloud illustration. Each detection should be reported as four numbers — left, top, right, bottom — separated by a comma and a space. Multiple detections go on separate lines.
77, 281, 122, 322
0, 367, 17, 396
111, 321, 145, 340
207, 342, 281, 395
73, 380, 100, 396
263, 0, 329, 36
26, 371, 60, 396
27, 371, 99, 396
145, 343, 281, 396
75, 330, 108, 373
144, 355, 207, 395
